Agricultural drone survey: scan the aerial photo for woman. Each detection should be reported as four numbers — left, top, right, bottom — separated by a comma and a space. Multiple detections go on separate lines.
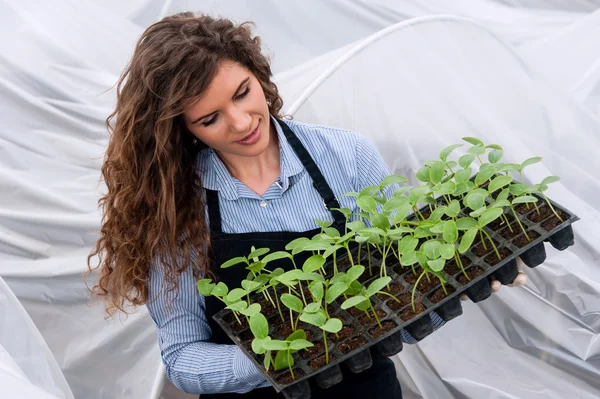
87, 11, 527, 398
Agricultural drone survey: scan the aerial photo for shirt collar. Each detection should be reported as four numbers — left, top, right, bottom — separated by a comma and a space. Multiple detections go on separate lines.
196, 115, 305, 200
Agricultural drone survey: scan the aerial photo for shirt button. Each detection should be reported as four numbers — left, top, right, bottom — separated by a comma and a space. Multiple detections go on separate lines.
260, 200, 268, 208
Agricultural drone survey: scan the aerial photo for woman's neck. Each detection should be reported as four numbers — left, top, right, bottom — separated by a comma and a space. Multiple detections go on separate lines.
216, 124, 281, 196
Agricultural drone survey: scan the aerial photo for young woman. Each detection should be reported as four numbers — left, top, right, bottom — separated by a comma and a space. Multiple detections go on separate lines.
87, 11, 527, 399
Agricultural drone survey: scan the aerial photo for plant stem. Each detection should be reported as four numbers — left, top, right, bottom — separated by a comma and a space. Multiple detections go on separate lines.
455, 252, 469, 281
368, 245, 373, 276
542, 194, 564, 222
333, 251, 338, 275
441, 281, 448, 295
368, 300, 382, 328
232, 311, 242, 326
298, 282, 307, 306
263, 289, 276, 308
274, 287, 285, 323
510, 206, 530, 241
479, 230, 487, 250
346, 245, 355, 268
288, 351, 295, 380
481, 229, 501, 260
378, 291, 403, 305
323, 332, 329, 364
501, 213, 513, 232
411, 272, 427, 312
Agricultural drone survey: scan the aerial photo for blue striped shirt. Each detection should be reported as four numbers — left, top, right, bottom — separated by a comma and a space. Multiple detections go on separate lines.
146, 117, 445, 395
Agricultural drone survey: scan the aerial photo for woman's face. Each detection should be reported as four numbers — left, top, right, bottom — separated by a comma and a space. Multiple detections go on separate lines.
183, 61, 273, 158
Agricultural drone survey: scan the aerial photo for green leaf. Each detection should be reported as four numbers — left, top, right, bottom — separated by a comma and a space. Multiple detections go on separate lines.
443, 220, 458, 244
273, 350, 292, 371
488, 149, 503, 163
290, 339, 314, 351
488, 175, 513, 193
371, 214, 391, 230
458, 154, 475, 169
248, 248, 270, 260
414, 226, 434, 238
400, 252, 418, 266
264, 350, 272, 370
346, 265, 365, 282
521, 157, 542, 168
421, 240, 442, 259
308, 281, 324, 301
468, 144, 486, 157
440, 243, 456, 260
240, 303, 261, 317
501, 163, 521, 173
249, 313, 269, 339
226, 301, 247, 312
357, 196, 377, 214
331, 207, 352, 218
428, 258, 445, 272
466, 192, 486, 211
326, 282, 348, 304
478, 208, 503, 227
393, 186, 413, 197
196, 279, 215, 296
416, 167, 431, 183
302, 254, 326, 273
463, 137, 484, 146
382, 174, 408, 186
446, 200, 461, 217
252, 337, 270, 354
261, 251, 292, 265
299, 310, 326, 327
489, 200, 510, 209
323, 227, 340, 238
241, 279, 261, 292
281, 293, 303, 313
496, 188, 510, 202
321, 318, 343, 333
430, 161, 446, 184
512, 195, 538, 205
437, 181, 456, 196
220, 257, 247, 269
459, 227, 478, 254
383, 197, 409, 213
286, 329, 307, 342
541, 176, 560, 185
429, 221, 446, 234
341, 295, 368, 310
439, 144, 463, 161
346, 220, 365, 232
285, 237, 311, 252
455, 181, 475, 196
469, 207, 487, 218
212, 282, 229, 297
304, 302, 321, 314
366, 276, 392, 297
263, 340, 290, 351
392, 204, 413, 224
454, 168, 472, 184
416, 252, 429, 267
359, 185, 381, 198
456, 217, 478, 230
226, 288, 249, 303
315, 219, 333, 229
486, 144, 503, 150
398, 236, 419, 254
475, 167, 497, 187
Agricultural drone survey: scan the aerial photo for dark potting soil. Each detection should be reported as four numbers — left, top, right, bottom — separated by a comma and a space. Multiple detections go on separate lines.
258, 300, 278, 318
276, 368, 305, 385
484, 247, 513, 266
498, 223, 521, 240
488, 214, 514, 231
399, 302, 426, 321
358, 268, 378, 284
386, 292, 414, 311
239, 328, 253, 343
309, 353, 336, 370
368, 320, 398, 339
457, 266, 484, 286
541, 210, 569, 231
527, 205, 553, 223
471, 237, 500, 257
299, 339, 324, 360
514, 203, 532, 215
277, 322, 309, 340
444, 256, 472, 276
403, 271, 439, 293
330, 325, 357, 343
428, 285, 457, 303
375, 282, 404, 301
336, 252, 366, 270
337, 335, 368, 354
512, 230, 541, 248
357, 308, 387, 326
229, 318, 248, 333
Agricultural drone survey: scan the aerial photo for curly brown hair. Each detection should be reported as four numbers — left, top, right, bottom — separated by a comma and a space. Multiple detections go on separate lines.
86, 11, 284, 316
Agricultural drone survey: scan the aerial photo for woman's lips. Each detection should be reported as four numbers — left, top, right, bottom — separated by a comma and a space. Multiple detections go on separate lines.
236, 123, 261, 145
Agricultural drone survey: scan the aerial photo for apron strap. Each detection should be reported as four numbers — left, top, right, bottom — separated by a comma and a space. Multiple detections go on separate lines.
205, 189, 222, 235
276, 119, 346, 229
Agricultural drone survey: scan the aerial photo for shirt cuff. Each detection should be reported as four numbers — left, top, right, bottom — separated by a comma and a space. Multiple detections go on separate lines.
232, 347, 269, 388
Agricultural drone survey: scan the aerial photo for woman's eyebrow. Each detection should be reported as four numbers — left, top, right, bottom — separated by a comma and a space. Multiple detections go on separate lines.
191, 77, 250, 124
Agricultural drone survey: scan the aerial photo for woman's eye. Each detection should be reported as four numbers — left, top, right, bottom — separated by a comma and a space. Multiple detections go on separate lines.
202, 115, 217, 127
236, 87, 250, 100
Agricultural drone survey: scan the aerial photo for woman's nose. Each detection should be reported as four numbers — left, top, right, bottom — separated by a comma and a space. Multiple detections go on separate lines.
227, 108, 252, 134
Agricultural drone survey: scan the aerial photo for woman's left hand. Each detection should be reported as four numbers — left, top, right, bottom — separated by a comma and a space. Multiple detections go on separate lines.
460, 257, 528, 301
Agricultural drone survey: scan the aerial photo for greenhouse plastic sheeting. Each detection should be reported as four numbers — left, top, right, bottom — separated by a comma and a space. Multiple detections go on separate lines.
1, 1, 599, 398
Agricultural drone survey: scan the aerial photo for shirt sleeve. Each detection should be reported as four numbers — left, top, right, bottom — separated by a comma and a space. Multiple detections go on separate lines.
146, 264, 270, 394
354, 133, 446, 344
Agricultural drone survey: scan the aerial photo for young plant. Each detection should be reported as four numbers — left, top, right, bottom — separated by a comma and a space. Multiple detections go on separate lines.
262, 330, 313, 379
197, 279, 246, 325
340, 275, 403, 327
298, 308, 342, 365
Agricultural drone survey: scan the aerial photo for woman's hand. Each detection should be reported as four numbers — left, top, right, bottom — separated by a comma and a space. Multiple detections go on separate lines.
460, 257, 528, 301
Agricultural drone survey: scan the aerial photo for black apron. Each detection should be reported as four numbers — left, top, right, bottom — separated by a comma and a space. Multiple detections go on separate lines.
201, 119, 402, 399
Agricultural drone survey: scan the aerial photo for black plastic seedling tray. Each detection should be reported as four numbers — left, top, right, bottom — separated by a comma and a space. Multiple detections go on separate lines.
213, 194, 578, 399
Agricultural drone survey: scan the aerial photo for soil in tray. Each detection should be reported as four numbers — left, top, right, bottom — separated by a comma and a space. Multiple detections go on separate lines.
276, 368, 305, 385
428, 285, 457, 303
488, 213, 514, 231
403, 270, 439, 293
484, 247, 513, 266
309, 354, 336, 370
386, 292, 415, 311
358, 308, 387, 327
336, 252, 365, 271
358, 268, 379, 284
223, 315, 249, 333
527, 205, 553, 223
512, 230, 541, 248
444, 255, 472, 276
472, 237, 500, 257
541, 211, 570, 231
514, 203, 533, 215
498, 223, 524, 240
399, 302, 427, 321
330, 325, 358, 343
375, 282, 404, 301
368, 320, 398, 339
337, 335, 368, 354
277, 321, 311, 340
257, 299, 278, 318
299, 339, 326, 360
457, 266, 485, 286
